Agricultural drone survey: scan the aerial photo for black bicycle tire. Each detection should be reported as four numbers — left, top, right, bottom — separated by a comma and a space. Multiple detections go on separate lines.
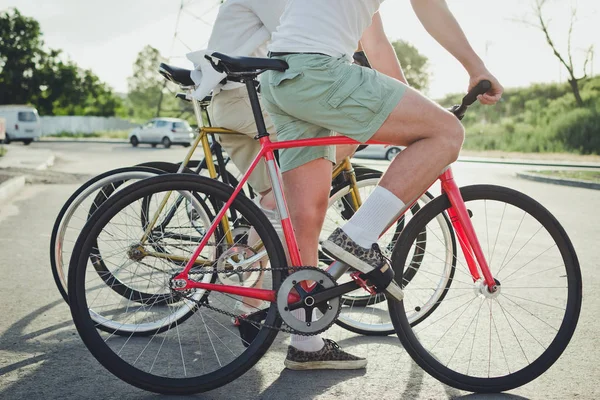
183, 160, 242, 190
68, 174, 287, 395
50, 165, 169, 304
389, 185, 582, 393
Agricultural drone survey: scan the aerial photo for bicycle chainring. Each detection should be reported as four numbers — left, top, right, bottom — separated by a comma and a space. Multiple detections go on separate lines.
216, 244, 263, 287
276, 268, 341, 335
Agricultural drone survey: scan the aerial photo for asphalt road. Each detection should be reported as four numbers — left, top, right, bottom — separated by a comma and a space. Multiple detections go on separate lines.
0, 141, 598, 400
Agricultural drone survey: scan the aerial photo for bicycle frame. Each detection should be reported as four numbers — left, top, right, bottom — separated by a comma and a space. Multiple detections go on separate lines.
171, 133, 497, 299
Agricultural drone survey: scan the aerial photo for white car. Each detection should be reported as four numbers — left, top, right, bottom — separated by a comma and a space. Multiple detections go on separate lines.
0, 105, 42, 145
128, 118, 194, 148
353, 144, 402, 161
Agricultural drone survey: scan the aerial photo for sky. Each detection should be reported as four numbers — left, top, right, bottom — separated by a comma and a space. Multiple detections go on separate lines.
1, 0, 598, 98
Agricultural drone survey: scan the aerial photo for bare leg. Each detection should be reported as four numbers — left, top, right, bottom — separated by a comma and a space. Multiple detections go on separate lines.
335, 143, 358, 164
371, 87, 464, 203
281, 158, 332, 351
333, 87, 464, 251
281, 158, 333, 266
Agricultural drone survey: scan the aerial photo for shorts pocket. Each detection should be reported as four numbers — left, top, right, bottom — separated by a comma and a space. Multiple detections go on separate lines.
321, 68, 388, 125
269, 69, 303, 87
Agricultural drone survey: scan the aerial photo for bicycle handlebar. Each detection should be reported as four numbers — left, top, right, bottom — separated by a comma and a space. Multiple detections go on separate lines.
450, 80, 492, 120
462, 80, 492, 107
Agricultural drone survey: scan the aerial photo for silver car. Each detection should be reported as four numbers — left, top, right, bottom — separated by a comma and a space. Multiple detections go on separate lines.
353, 144, 402, 161
128, 118, 194, 148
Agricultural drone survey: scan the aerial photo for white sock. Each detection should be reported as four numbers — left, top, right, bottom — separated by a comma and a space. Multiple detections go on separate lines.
289, 308, 325, 352
341, 186, 405, 248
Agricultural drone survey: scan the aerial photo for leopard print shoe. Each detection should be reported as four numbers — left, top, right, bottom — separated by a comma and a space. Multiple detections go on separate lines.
322, 228, 386, 273
284, 339, 367, 370
321, 228, 404, 301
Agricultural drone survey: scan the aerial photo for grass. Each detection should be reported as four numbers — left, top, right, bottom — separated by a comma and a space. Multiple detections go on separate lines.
532, 170, 600, 183
45, 130, 129, 139
0, 145, 5, 157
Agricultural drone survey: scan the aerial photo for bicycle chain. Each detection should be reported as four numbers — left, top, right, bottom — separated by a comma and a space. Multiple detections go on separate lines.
181, 266, 335, 336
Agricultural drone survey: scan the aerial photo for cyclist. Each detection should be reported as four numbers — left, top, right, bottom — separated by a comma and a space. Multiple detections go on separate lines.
261, 0, 503, 370
188, 0, 385, 370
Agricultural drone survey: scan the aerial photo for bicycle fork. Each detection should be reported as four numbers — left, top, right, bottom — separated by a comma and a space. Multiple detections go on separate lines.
440, 169, 497, 292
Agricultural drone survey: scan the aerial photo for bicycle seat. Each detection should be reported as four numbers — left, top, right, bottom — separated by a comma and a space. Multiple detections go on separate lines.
210, 52, 288, 73
159, 63, 195, 86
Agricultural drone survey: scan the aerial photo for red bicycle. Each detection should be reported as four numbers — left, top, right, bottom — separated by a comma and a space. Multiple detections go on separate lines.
67, 53, 582, 395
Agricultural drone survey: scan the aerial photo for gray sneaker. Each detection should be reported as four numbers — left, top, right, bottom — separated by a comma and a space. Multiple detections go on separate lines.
321, 228, 404, 301
284, 339, 367, 370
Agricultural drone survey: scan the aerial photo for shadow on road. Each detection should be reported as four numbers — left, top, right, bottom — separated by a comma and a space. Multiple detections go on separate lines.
0, 300, 531, 400
455, 394, 530, 400
0, 299, 266, 399
258, 367, 366, 400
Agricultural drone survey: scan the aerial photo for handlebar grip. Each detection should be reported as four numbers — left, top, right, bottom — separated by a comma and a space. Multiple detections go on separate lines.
462, 80, 492, 106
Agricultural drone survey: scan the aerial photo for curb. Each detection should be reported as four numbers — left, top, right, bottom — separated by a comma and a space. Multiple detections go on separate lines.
353, 157, 600, 169
0, 175, 26, 203
35, 153, 55, 171
516, 172, 600, 190
39, 138, 128, 144
459, 157, 600, 169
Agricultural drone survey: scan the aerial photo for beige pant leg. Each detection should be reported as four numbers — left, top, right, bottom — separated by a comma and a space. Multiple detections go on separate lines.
209, 87, 277, 194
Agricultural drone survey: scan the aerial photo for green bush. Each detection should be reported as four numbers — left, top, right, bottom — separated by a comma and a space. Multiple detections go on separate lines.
551, 108, 600, 154
45, 130, 129, 139
452, 75, 600, 154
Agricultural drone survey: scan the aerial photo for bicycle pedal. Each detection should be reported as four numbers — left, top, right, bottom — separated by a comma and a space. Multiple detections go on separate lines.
237, 308, 268, 348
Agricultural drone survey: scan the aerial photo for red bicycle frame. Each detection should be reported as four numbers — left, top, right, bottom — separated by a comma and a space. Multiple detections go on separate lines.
172, 134, 496, 299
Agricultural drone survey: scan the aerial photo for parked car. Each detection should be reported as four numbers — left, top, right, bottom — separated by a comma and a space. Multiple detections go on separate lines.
353, 144, 402, 161
128, 118, 194, 148
0, 105, 42, 145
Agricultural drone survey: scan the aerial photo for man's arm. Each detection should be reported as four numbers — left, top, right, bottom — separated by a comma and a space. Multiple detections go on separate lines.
359, 12, 408, 85
410, 0, 502, 104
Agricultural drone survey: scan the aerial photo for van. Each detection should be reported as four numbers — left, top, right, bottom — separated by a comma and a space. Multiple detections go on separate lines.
0, 117, 5, 142
0, 105, 42, 145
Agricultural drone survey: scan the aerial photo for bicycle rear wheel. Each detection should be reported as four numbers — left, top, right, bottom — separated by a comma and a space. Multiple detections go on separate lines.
68, 174, 287, 395
50, 164, 180, 303
389, 185, 582, 392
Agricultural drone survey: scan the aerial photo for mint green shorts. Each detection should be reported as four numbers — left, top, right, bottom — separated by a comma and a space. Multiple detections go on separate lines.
260, 53, 407, 172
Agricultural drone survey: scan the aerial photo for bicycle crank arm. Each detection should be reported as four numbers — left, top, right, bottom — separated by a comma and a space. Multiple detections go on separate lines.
287, 280, 360, 311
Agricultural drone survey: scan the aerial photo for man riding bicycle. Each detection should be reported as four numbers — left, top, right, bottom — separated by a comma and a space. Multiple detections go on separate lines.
261, 0, 503, 370
187, 0, 383, 370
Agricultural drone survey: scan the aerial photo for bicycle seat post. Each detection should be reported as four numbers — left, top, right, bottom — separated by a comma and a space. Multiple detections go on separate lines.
244, 78, 269, 139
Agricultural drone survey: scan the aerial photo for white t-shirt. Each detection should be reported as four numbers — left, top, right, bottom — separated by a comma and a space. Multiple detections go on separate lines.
269, 0, 384, 62
207, 0, 287, 58
188, 0, 287, 98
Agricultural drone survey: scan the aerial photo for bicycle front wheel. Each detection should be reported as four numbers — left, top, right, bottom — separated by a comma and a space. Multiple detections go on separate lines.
389, 185, 582, 392
68, 174, 287, 395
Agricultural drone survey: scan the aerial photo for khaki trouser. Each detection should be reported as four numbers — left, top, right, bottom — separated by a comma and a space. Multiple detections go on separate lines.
209, 86, 277, 193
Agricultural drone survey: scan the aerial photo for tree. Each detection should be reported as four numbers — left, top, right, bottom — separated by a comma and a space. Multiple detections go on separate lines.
0, 8, 121, 116
126, 45, 193, 120
391, 40, 430, 91
0, 9, 47, 106
520, 0, 594, 107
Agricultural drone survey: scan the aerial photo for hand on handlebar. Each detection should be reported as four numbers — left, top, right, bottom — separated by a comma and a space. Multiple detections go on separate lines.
468, 70, 503, 105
